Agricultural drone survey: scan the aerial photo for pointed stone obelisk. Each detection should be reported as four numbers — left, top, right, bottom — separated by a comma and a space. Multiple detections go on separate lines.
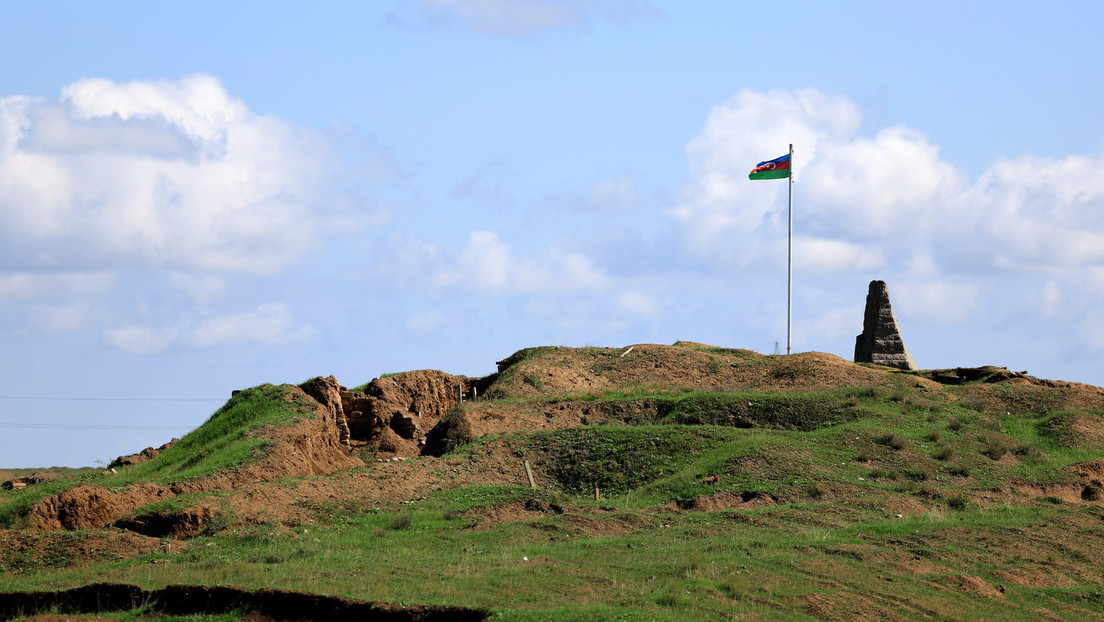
854, 280, 918, 370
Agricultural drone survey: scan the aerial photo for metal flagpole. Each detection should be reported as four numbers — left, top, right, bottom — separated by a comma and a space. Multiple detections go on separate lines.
787, 143, 793, 355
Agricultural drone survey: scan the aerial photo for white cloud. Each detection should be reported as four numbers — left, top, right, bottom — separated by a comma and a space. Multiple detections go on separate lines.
662, 87, 1104, 362
670, 87, 1104, 281
802, 126, 965, 238
391, 0, 663, 35
104, 302, 318, 354
104, 325, 180, 356
0, 74, 389, 274
794, 237, 884, 273
432, 230, 607, 294
670, 88, 864, 266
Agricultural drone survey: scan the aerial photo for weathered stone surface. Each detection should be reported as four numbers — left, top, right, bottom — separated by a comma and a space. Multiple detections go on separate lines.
854, 280, 918, 371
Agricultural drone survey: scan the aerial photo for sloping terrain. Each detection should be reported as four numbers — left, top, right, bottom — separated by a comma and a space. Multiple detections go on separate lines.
3, 342, 1104, 620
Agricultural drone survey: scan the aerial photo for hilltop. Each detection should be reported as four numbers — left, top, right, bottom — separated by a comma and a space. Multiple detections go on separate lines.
3, 342, 1104, 620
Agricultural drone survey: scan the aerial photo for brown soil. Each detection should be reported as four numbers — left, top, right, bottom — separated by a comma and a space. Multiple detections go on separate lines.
489, 345, 894, 399
29, 483, 175, 531
4, 342, 1104, 622
12, 341, 1104, 575
0, 528, 174, 571
943, 574, 1005, 599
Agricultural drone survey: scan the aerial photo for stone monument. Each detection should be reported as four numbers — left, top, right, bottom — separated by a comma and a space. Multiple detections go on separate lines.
854, 280, 918, 370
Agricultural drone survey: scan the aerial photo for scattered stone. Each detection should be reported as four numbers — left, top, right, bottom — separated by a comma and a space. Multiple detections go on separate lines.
854, 280, 918, 371
109, 438, 179, 469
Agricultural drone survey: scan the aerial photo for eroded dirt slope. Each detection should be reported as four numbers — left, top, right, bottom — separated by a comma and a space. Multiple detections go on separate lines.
14, 342, 1104, 542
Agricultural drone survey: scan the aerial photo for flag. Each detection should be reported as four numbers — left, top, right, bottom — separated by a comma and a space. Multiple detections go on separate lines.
749, 153, 791, 180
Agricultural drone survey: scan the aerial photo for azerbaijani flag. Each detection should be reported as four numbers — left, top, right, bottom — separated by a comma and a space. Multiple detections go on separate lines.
749, 153, 791, 180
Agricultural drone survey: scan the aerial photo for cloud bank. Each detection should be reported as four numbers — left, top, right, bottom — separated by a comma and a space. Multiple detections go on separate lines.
0, 74, 380, 274
0, 75, 394, 352
4, 76, 1104, 366
666, 88, 1104, 359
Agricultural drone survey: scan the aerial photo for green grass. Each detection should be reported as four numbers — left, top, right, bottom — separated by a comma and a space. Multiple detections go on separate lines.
5, 497, 1103, 620
0, 384, 309, 527
114, 384, 312, 483
5, 359, 1104, 620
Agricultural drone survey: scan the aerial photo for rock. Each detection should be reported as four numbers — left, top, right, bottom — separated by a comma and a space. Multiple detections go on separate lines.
854, 280, 918, 371
109, 438, 180, 469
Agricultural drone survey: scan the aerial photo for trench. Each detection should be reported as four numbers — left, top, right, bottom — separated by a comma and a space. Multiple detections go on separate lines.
0, 583, 488, 621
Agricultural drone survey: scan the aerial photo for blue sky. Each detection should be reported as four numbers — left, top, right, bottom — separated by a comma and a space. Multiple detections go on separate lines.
3, 1, 1104, 468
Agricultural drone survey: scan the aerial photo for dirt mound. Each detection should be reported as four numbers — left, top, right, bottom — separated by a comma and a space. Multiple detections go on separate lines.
943, 574, 1005, 599
486, 344, 893, 400
232, 383, 365, 481
954, 379, 1104, 416
0, 583, 488, 621
28, 483, 174, 531
425, 398, 662, 455
303, 371, 473, 458
30, 383, 363, 534
0, 528, 172, 571
109, 438, 178, 469
113, 504, 215, 539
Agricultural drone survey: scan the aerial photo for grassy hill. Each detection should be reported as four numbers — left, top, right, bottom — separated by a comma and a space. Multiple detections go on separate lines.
3, 343, 1104, 620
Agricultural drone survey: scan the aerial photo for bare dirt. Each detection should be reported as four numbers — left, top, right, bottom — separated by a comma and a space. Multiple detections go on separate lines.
0, 528, 173, 572
6, 341, 1104, 621
19, 343, 1104, 541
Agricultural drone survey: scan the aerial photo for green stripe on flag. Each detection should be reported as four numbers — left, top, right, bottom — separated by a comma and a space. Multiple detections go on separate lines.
749, 169, 790, 180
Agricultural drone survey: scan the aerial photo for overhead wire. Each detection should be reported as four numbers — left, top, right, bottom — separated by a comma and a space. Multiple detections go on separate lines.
0, 395, 222, 402
0, 395, 220, 431
0, 422, 192, 430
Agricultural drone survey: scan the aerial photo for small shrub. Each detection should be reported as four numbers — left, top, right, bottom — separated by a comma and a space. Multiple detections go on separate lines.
855, 447, 873, 463
876, 432, 908, 450
947, 464, 971, 477
981, 436, 1009, 460
946, 495, 970, 511
869, 467, 897, 480
934, 444, 955, 461
1013, 444, 1047, 464
902, 468, 931, 482
805, 481, 830, 499
1084, 590, 1104, 605
388, 513, 413, 530
947, 417, 965, 432
926, 429, 942, 443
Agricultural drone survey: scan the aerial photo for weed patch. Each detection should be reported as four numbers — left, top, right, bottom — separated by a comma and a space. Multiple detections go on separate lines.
659, 392, 858, 431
